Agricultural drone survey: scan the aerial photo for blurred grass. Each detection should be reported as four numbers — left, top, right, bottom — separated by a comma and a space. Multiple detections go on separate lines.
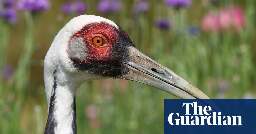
0, 0, 256, 134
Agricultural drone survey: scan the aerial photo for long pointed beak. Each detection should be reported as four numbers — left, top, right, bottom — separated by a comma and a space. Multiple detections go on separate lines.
121, 46, 209, 99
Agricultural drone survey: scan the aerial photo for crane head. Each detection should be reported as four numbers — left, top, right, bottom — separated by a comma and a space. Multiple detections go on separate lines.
45, 15, 209, 100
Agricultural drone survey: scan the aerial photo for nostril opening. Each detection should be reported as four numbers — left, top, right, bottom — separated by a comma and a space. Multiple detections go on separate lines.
151, 68, 158, 73
151, 68, 166, 76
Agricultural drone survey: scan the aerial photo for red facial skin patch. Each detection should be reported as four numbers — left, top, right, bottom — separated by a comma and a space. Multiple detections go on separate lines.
71, 23, 118, 62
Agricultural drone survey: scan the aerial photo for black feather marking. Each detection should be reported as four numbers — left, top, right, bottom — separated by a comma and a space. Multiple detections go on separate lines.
44, 70, 57, 134
72, 97, 77, 134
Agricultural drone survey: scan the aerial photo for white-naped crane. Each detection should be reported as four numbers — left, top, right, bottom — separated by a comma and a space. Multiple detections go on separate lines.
44, 15, 209, 134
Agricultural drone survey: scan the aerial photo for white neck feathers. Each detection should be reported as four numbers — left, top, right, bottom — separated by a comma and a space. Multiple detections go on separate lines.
44, 68, 76, 134
54, 80, 75, 134
44, 15, 119, 134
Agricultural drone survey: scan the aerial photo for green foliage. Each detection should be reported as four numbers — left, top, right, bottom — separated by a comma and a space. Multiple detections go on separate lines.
0, 0, 255, 133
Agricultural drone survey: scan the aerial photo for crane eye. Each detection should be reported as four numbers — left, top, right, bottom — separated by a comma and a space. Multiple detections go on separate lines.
92, 35, 107, 47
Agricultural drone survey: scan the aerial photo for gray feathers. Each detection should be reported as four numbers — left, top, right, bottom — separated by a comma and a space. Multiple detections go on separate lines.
67, 37, 87, 61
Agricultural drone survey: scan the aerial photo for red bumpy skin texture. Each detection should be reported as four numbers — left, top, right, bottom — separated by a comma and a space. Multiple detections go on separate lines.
71, 23, 119, 62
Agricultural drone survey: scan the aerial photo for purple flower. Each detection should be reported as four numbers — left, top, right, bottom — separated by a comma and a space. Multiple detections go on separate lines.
134, 0, 149, 14
97, 0, 122, 14
187, 26, 200, 36
17, 0, 50, 12
0, 0, 17, 24
3, 0, 15, 8
165, 0, 191, 9
1, 8, 17, 23
61, 1, 87, 15
155, 19, 171, 30
2, 64, 14, 80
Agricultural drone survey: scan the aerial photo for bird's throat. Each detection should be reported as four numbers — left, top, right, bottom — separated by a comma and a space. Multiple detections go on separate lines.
45, 70, 77, 134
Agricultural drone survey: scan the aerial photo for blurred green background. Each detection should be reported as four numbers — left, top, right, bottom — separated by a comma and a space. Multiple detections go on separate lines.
0, 0, 255, 133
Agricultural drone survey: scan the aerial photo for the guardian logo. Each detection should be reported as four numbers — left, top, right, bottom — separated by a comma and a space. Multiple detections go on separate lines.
168, 102, 242, 126
164, 99, 256, 134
